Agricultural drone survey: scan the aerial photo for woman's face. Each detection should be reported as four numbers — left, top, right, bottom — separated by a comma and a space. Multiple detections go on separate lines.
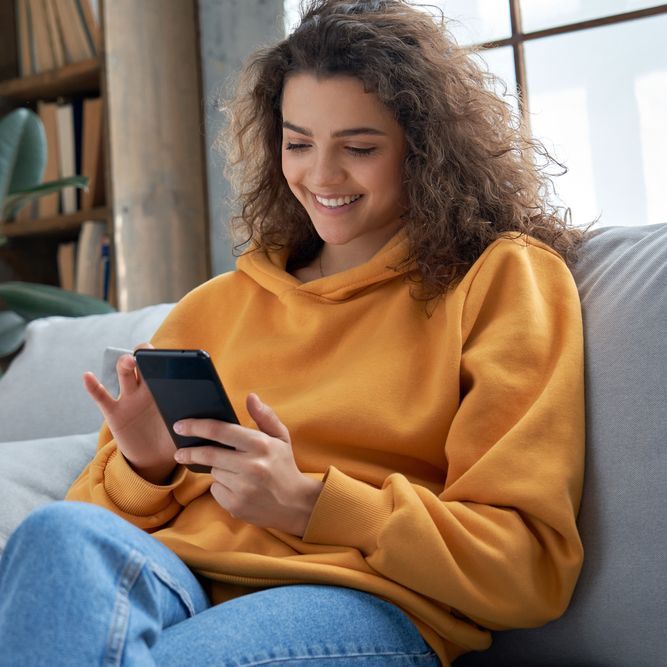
281, 74, 407, 258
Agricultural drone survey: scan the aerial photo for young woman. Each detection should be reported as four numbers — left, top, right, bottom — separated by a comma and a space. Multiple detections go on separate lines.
0, 1, 585, 665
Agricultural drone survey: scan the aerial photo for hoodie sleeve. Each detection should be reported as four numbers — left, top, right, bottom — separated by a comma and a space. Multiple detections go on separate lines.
303, 238, 585, 630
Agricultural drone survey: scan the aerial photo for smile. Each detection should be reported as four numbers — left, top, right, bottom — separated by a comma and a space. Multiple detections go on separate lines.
314, 194, 363, 209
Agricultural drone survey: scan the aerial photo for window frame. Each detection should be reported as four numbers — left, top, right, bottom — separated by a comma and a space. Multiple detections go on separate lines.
480, 2, 667, 126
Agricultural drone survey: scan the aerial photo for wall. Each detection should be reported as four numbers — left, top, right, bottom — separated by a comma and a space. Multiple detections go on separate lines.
198, 0, 285, 276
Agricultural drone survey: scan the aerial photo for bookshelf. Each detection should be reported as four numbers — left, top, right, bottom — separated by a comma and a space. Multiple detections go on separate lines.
0, 0, 210, 311
0, 58, 100, 100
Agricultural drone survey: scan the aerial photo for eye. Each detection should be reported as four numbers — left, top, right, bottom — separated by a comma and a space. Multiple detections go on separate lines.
285, 142, 310, 152
347, 146, 376, 157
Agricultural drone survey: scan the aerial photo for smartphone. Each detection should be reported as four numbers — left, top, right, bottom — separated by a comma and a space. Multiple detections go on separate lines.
134, 348, 239, 473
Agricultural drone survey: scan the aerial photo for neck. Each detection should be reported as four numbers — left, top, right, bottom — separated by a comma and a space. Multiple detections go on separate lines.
318, 223, 403, 277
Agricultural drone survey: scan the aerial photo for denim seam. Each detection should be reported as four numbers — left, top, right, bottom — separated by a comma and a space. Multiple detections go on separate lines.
234, 649, 438, 666
146, 561, 198, 618
103, 548, 145, 667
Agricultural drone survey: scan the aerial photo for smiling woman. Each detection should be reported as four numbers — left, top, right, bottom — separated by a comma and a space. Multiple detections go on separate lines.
0, 2, 586, 666
224, 0, 584, 303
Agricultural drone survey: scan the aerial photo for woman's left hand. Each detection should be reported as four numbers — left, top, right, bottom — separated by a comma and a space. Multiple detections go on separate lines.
172, 393, 323, 537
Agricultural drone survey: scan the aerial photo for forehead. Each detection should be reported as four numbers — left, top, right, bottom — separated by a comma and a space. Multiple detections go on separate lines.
281, 73, 400, 131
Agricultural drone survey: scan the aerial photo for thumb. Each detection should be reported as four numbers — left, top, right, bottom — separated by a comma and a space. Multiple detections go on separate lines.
246, 393, 290, 443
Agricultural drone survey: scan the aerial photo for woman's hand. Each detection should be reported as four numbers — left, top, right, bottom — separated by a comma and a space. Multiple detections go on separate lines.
82, 343, 177, 484
172, 393, 323, 537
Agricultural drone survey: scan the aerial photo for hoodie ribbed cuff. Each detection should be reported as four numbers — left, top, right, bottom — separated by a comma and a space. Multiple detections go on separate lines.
303, 466, 393, 556
104, 449, 188, 516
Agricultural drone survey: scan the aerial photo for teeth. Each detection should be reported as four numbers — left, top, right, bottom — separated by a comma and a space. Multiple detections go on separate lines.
315, 194, 362, 208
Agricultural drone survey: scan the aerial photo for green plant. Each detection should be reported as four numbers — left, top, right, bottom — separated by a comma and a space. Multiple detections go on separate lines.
0, 108, 114, 370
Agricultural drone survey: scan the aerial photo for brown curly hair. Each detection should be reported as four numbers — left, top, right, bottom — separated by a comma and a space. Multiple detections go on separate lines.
221, 0, 585, 299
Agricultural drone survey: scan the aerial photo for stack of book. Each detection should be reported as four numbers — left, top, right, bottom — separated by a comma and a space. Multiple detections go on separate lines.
32, 95, 105, 218
16, 0, 100, 76
57, 220, 111, 300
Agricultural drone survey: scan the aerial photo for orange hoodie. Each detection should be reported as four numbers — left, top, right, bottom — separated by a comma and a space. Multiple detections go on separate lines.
67, 231, 585, 665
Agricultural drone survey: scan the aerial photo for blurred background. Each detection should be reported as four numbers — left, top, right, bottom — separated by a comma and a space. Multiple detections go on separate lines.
0, 0, 665, 311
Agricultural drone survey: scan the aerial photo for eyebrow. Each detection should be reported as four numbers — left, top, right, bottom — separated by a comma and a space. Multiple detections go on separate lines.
282, 121, 387, 138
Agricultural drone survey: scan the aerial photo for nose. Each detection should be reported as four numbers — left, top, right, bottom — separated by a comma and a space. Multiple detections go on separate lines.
309, 150, 346, 187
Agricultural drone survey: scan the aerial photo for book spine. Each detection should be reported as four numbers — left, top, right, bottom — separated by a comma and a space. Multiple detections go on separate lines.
16, 0, 33, 76
43, 0, 67, 68
74, 0, 98, 55
37, 101, 61, 217
56, 102, 76, 214
75, 219, 106, 297
27, 0, 54, 73
0, 0, 19, 80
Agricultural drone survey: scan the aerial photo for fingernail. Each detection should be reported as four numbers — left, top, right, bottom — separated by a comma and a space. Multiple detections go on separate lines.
174, 450, 185, 462
173, 422, 184, 434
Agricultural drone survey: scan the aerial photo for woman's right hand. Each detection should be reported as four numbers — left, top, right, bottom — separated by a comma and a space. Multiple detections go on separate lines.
82, 343, 177, 484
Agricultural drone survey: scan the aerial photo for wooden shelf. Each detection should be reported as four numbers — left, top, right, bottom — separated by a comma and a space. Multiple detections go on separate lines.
0, 1, 209, 310
0, 58, 101, 101
0, 207, 109, 237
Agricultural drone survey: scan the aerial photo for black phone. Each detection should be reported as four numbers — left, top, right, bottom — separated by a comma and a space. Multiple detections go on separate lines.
134, 348, 239, 474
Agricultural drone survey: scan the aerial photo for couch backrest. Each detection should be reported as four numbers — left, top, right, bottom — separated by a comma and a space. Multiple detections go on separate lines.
0, 303, 175, 442
458, 223, 667, 666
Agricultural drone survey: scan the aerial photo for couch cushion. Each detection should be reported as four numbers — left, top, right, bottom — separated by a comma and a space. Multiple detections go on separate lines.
0, 431, 98, 556
457, 223, 667, 666
0, 303, 174, 442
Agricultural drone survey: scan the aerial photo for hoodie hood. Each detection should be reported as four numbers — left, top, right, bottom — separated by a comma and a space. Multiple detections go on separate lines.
236, 230, 413, 303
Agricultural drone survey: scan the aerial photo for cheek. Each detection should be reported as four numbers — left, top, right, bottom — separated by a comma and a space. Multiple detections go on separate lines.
282, 157, 303, 189
281, 154, 292, 181
366, 158, 403, 198
282, 163, 306, 205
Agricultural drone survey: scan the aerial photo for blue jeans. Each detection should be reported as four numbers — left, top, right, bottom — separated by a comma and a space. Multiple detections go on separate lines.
0, 502, 440, 666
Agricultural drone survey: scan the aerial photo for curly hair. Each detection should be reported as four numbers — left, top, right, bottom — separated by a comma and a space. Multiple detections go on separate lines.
221, 0, 585, 299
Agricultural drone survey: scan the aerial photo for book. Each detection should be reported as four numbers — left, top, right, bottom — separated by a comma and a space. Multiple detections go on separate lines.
16, 0, 33, 76
72, 97, 84, 208
36, 101, 60, 217
99, 233, 110, 300
43, 0, 67, 69
0, 0, 19, 80
28, 0, 56, 73
55, 102, 76, 213
75, 0, 100, 55
80, 96, 104, 210
53, 0, 94, 63
75, 220, 106, 297
57, 241, 76, 291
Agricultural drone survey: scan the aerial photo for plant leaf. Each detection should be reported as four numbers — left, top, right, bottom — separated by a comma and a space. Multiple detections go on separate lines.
0, 109, 46, 211
0, 281, 115, 321
3, 176, 90, 220
0, 310, 27, 358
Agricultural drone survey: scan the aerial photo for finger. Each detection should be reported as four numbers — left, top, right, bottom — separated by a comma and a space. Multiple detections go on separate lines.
174, 418, 243, 449
116, 354, 141, 396
246, 393, 290, 442
82, 371, 116, 415
174, 445, 238, 471
209, 481, 238, 518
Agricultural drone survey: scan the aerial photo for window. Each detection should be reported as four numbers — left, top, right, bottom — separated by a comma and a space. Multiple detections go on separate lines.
284, 1, 667, 227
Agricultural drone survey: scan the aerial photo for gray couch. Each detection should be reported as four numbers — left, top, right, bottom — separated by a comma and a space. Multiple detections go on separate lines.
0, 225, 665, 666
